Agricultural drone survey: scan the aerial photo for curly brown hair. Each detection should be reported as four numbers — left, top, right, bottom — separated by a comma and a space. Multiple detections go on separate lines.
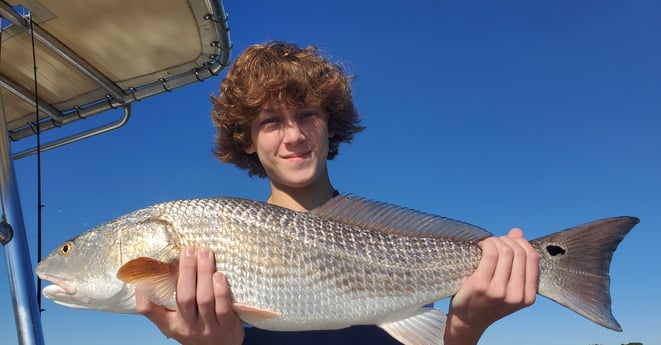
211, 41, 364, 177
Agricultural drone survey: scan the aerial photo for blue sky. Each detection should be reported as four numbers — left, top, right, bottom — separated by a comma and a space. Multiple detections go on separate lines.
2, 1, 660, 344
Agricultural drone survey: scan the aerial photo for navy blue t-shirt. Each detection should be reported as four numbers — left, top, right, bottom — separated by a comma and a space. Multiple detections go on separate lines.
243, 325, 401, 344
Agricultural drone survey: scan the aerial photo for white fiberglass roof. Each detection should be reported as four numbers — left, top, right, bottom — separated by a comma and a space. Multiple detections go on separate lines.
0, 0, 230, 145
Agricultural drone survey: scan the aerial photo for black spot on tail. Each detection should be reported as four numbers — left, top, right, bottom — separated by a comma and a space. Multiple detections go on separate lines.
546, 245, 566, 256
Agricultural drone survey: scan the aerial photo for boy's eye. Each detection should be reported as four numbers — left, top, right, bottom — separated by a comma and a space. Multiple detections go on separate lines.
298, 111, 318, 121
259, 117, 282, 129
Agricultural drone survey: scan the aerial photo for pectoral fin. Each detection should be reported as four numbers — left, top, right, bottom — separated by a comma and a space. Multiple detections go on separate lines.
379, 307, 447, 345
117, 257, 178, 310
117, 257, 279, 321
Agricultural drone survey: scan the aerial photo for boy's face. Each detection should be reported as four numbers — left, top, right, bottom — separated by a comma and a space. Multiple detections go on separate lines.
246, 103, 331, 189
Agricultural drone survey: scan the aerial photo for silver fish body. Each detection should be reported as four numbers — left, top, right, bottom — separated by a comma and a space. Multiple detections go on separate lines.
36, 195, 638, 345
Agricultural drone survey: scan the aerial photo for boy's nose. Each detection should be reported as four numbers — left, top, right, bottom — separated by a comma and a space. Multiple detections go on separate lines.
282, 120, 306, 143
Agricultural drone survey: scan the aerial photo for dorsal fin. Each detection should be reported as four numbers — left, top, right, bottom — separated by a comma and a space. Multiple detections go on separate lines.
310, 194, 492, 242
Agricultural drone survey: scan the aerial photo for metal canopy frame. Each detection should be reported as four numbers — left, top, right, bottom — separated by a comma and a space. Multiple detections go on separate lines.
0, 1, 232, 344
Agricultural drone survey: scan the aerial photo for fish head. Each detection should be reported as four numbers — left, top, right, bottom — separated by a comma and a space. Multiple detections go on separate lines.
36, 227, 136, 313
36, 209, 180, 313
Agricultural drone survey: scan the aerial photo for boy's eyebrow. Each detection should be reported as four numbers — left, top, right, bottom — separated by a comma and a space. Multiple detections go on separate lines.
256, 110, 276, 118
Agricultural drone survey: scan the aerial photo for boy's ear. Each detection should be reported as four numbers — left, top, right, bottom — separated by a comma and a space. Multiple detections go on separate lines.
244, 144, 256, 154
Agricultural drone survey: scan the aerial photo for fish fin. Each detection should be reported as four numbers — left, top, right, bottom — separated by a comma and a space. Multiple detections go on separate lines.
311, 194, 491, 241
232, 303, 278, 322
379, 307, 447, 345
532, 216, 639, 331
116, 257, 178, 310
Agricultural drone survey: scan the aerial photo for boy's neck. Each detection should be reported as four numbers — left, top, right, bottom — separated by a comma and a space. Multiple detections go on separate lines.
267, 176, 336, 212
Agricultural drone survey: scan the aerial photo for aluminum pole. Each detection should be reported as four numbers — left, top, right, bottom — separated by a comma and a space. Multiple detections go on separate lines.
0, 99, 45, 345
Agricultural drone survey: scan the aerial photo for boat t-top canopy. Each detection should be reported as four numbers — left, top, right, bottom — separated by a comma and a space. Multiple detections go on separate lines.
1, 0, 231, 156
0, 1, 231, 344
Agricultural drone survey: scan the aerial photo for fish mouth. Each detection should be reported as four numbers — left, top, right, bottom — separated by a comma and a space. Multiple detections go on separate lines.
37, 273, 76, 296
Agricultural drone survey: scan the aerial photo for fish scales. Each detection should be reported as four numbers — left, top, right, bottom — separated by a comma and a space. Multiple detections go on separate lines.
36, 195, 638, 344
153, 198, 480, 328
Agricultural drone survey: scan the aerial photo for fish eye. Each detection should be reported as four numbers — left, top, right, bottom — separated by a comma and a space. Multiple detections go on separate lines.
59, 242, 74, 255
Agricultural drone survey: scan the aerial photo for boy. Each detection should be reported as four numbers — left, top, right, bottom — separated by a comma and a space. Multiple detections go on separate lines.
136, 41, 539, 345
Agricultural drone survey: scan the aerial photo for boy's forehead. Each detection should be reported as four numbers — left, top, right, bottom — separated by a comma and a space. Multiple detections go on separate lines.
259, 103, 283, 113
260, 92, 322, 110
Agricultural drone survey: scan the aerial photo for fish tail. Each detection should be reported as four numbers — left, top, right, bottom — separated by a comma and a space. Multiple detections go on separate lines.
530, 216, 638, 331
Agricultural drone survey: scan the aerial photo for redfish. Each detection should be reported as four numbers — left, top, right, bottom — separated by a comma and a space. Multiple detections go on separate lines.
36, 195, 638, 344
